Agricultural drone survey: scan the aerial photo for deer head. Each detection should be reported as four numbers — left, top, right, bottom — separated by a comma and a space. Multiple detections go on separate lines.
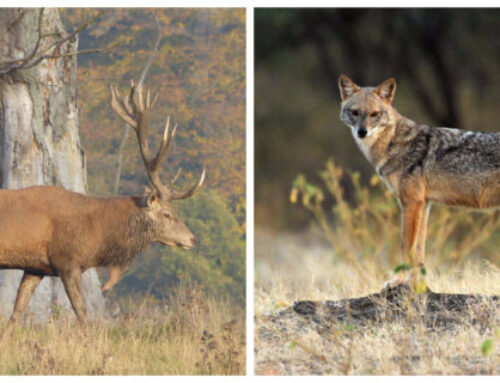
110, 82, 205, 249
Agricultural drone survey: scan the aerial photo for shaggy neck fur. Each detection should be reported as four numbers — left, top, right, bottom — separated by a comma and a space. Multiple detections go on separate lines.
98, 197, 156, 268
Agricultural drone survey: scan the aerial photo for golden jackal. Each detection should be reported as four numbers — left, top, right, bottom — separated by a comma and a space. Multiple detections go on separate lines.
339, 74, 500, 287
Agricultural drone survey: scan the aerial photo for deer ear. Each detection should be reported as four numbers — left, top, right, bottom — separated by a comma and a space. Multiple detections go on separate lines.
145, 190, 159, 207
338, 75, 360, 101
374, 78, 396, 104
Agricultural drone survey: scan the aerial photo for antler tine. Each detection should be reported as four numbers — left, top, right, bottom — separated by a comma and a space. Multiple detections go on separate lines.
137, 85, 145, 112
151, 92, 159, 108
150, 117, 177, 172
110, 83, 205, 200
169, 168, 206, 200
110, 85, 137, 129
146, 89, 151, 110
123, 87, 135, 117
170, 168, 182, 184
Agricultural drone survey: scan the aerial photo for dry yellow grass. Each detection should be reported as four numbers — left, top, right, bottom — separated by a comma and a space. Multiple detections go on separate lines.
0, 286, 245, 375
255, 229, 500, 375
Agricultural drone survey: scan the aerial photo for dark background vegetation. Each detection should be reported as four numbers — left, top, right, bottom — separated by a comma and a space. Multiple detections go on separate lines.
62, 9, 245, 305
255, 8, 500, 231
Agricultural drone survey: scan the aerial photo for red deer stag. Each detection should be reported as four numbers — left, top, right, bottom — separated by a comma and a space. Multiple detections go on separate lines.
0, 83, 205, 338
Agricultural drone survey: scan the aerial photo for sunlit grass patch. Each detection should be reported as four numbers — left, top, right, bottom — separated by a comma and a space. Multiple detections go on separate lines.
0, 286, 245, 375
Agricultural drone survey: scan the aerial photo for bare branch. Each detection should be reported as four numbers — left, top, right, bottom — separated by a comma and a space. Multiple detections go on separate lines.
19, 46, 115, 71
0, 9, 109, 76
137, 14, 162, 88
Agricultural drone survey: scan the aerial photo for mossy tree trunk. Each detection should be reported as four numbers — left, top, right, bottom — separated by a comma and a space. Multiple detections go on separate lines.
0, 8, 105, 321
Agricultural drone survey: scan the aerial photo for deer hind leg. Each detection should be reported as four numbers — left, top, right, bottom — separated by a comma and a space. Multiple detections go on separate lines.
101, 265, 125, 292
1, 272, 43, 343
60, 267, 87, 326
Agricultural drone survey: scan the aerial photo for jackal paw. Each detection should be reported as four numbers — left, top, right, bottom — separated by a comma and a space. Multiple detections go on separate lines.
382, 272, 411, 291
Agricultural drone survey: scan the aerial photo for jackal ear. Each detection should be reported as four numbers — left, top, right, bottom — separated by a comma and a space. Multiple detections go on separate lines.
374, 78, 397, 104
338, 75, 360, 101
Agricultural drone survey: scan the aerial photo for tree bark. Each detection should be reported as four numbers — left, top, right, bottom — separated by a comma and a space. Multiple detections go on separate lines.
0, 8, 104, 321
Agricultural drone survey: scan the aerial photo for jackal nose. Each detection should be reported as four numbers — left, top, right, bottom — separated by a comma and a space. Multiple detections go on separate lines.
191, 237, 196, 247
357, 127, 367, 138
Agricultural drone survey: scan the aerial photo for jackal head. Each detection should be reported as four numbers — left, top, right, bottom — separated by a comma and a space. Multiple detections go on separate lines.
338, 75, 397, 141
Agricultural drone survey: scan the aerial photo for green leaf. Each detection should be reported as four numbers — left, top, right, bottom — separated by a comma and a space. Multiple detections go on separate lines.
305, 183, 316, 195
344, 324, 354, 332
394, 263, 411, 274
481, 339, 494, 356
292, 174, 305, 188
289, 341, 298, 350
419, 266, 427, 276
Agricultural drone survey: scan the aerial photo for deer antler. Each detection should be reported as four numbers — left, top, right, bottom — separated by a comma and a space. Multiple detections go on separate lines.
110, 83, 205, 200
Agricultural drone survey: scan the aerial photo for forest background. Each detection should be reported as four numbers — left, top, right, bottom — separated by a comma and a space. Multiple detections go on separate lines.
64, 8, 245, 306
256, 9, 500, 234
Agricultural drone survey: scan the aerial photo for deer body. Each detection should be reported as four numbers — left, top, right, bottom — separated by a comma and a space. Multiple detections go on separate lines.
0, 84, 205, 340
0, 186, 153, 276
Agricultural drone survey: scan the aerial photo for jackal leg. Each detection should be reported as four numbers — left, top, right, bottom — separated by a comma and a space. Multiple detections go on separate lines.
401, 200, 425, 263
1, 272, 43, 343
416, 203, 431, 267
390, 199, 425, 287
101, 265, 125, 292
61, 268, 87, 325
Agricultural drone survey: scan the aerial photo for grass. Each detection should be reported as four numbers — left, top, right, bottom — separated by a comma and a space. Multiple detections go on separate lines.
255, 230, 500, 375
255, 159, 500, 375
0, 286, 245, 375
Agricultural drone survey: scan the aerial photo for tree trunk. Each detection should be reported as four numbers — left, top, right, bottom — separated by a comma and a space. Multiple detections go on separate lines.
0, 8, 105, 321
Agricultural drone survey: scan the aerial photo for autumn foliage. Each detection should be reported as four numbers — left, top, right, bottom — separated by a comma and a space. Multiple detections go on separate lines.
61, 9, 245, 305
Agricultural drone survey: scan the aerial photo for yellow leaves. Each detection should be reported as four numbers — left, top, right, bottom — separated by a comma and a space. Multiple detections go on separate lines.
416, 280, 427, 295
289, 188, 298, 204
370, 174, 379, 186
74, 8, 245, 235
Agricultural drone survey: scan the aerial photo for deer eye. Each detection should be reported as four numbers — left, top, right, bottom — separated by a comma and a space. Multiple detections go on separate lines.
350, 109, 360, 117
163, 212, 171, 219
370, 111, 380, 118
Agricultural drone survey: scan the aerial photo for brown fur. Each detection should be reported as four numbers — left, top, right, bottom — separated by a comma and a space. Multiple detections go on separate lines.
339, 74, 500, 288
0, 186, 154, 274
0, 185, 167, 337
0, 84, 204, 342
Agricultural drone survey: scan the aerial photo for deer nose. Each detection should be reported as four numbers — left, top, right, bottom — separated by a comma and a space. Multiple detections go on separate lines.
191, 237, 196, 247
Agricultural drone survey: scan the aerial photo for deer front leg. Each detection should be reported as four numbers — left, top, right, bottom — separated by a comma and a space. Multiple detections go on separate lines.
101, 265, 126, 292
60, 267, 87, 325
1, 272, 43, 343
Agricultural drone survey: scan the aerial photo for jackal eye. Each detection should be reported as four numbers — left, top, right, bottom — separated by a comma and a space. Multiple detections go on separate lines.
163, 212, 172, 219
350, 109, 359, 117
370, 111, 380, 118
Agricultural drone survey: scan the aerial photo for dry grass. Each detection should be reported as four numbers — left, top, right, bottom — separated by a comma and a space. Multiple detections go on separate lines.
0, 286, 245, 375
255, 229, 500, 375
